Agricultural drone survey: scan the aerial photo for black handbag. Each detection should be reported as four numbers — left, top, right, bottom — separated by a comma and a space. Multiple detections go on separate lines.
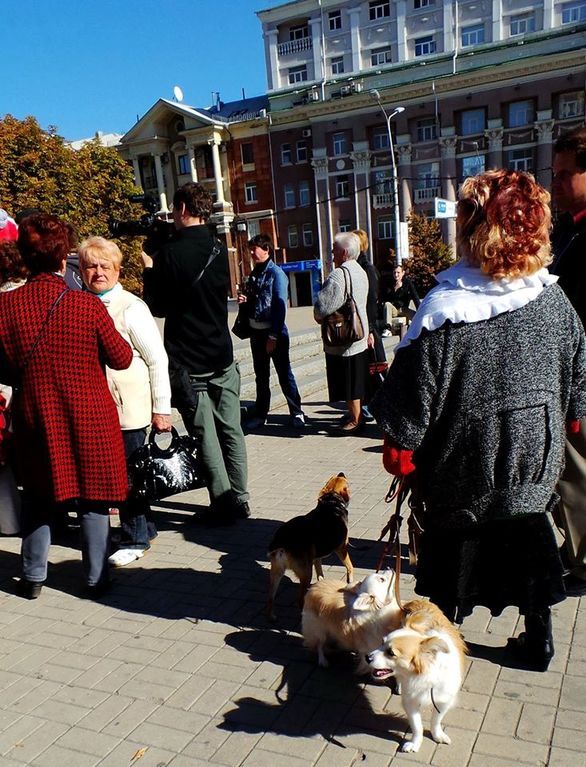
321, 267, 365, 347
128, 427, 206, 500
231, 303, 251, 340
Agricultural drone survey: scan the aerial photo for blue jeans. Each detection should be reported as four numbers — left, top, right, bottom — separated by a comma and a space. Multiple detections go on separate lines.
249, 329, 303, 419
120, 428, 157, 550
21, 496, 110, 587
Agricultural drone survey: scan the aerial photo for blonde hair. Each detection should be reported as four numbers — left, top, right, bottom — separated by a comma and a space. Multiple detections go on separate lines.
78, 236, 123, 269
352, 229, 369, 253
457, 169, 551, 279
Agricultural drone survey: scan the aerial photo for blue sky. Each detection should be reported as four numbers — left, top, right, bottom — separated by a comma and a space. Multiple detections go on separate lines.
4, 0, 276, 141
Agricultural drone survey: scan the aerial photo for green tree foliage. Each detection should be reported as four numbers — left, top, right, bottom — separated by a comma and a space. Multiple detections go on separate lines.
404, 212, 454, 296
0, 115, 144, 293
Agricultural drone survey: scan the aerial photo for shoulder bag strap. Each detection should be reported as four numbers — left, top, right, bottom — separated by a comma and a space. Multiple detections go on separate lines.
20, 287, 69, 379
190, 240, 222, 290
340, 264, 352, 300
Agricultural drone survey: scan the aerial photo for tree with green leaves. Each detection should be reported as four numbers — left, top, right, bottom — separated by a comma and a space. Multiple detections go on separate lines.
404, 212, 454, 296
0, 115, 143, 292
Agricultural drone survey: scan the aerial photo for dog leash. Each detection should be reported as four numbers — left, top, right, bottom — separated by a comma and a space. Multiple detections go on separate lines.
376, 475, 411, 608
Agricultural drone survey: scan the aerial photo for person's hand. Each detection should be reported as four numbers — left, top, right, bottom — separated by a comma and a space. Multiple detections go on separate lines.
141, 250, 154, 269
266, 337, 277, 355
383, 435, 415, 476
151, 413, 173, 433
237, 293, 247, 304
367, 332, 374, 348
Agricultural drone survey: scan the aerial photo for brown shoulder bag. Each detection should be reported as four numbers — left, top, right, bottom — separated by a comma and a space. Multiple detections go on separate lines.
321, 266, 365, 347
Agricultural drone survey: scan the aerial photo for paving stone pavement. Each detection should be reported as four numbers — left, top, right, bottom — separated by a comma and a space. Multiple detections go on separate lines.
0, 391, 585, 767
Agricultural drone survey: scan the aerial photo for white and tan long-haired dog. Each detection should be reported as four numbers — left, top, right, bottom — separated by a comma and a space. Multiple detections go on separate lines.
367, 599, 468, 753
302, 570, 402, 674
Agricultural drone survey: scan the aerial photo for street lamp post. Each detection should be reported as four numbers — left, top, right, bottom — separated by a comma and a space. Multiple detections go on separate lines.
370, 90, 405, 265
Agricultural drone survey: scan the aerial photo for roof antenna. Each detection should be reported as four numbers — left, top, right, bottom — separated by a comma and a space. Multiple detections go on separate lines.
173, 85, 184, 103
242, 87, 246, 99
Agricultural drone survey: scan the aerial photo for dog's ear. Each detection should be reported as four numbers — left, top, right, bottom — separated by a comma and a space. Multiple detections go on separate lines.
421, 636, 450, 657
353, 593, 382, 611
318, 475, 337, 498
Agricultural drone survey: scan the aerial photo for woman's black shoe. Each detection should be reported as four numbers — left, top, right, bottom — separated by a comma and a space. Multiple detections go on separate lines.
508, 610, 554, 672
84, 580, 111, 600
17, 579, 45, 600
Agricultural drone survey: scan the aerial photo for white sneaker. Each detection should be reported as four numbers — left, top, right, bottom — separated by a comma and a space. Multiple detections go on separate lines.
292, 413, 306, 429
108, 548, 145, 567
381, 329, 392, 338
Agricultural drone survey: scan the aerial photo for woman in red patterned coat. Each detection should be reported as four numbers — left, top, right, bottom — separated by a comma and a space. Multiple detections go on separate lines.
0, 215, 133, 599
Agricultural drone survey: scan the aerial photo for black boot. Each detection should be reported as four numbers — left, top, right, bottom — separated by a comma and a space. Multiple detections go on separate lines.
17, 579, 45, 600
508, 609, 554, 672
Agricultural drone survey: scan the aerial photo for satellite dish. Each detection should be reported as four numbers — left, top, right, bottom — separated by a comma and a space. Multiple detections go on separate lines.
173, 85, 184, 103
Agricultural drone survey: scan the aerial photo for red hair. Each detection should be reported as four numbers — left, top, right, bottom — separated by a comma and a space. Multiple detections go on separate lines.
457, 170, 551, 279
18, 214, 71, 274
0, 241, 28, 286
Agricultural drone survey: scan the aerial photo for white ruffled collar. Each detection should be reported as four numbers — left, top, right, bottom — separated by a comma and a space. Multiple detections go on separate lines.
396, 260, 558, 350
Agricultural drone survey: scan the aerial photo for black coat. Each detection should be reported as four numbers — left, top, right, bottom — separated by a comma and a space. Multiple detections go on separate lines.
551, 212, 586, 328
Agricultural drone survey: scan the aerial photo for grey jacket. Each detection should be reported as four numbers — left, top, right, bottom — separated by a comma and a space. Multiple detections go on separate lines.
371, 284, 586, 526
313, 260, 369, 357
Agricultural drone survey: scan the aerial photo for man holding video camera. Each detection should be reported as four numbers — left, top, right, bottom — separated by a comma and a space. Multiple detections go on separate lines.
142, 182, 249, 525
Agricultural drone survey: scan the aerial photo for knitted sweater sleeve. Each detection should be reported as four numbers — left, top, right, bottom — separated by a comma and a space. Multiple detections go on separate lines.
568, 311, 586, 421
313, 268, 345, 320
124, 301, 172, 415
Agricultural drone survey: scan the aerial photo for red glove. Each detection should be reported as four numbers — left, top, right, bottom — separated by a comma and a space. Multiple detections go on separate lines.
566, 419, 581, 434
383, 436, 415, 476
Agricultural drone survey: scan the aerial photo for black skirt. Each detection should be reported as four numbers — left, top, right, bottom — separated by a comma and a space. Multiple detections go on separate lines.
325, 350, 368, 402
415, 513, 565, 622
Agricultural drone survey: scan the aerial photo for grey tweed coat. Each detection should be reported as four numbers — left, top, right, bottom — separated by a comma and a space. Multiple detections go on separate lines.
371, 284, 586, 526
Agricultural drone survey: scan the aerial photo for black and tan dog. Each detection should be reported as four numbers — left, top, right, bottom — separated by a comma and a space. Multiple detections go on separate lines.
267, 472, 353, 620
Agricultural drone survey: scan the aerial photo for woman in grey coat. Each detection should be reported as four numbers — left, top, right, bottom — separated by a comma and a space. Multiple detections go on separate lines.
314, 232, 369, 432
372, 170, 586, 671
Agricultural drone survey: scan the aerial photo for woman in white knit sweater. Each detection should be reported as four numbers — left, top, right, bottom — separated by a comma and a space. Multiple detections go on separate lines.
79, 237, 172, 566
314, 232, 369, 432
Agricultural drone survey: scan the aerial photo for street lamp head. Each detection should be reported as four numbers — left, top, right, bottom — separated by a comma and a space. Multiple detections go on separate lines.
394, 106, 406, 114
369, 88, 381, 101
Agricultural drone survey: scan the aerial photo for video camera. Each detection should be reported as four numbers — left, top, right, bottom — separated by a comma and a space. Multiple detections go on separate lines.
109, 194, 175, 253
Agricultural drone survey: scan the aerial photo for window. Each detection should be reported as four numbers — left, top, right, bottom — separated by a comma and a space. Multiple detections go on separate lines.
331, 56, 345, 75
296, 141, 308, 162
288, 225, 298, 248
247, 219, 260, 239
461, 155, 485, 180
507, 100, 534, 127
333, 132, 347, 155
177, 154, 190, 175
281, 143, 292, 165
284, 184, 295, 208
460, 108, 486, 135
416, 162, 440, 188
510, 14, 535, 35
369, 0, 390, 20
244, 183, 257, 203
329, 9, 342, 30
558, 91, 585, 119
373, 130, 390, 149
562, 1, 586, 22
374, 170, 392, 195
414, 36, 436, 56
289, 65, 308, 85
414, 0, 434, 7
416, 117, 437, 142
339, 219, 352, 232
299, 180, 311, 207
290, 25, 309, 40
506, 148, 533, 172
461, 24, 485, 46
371, 47, 392, 66
302, 223, 313, 246
241, 143, 254, 165
335, 175, 350, 199
378, 218, 393, 239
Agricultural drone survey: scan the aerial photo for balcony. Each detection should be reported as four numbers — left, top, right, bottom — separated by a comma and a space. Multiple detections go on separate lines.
414, 186, 440, 203
373, 193, 394, 209
277, 37, 312, 56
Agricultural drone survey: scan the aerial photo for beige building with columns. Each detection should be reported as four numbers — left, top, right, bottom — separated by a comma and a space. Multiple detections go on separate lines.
258, 0, 586, 282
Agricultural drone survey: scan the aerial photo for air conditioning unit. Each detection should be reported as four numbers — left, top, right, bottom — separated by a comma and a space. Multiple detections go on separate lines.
308, 90, 320, 102
302, 128, 312, 138
340, 85, 352, 96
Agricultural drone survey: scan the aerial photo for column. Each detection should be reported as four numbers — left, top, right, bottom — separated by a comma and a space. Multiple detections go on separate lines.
443, 0, 454, 53
396, 0, 407, 62
439, 136, 457, 252
131, 158, 142, 189
535, 119, 555, 188
348, 7, 362, 73
311, 152, 331, 278
492, 0, 502, 42
153, 153, 168, 212
187, 145, 198, 182
266, 29, 280, 90
209, 137, 225, 206
309, 17, 323, 81
397, 143, 413, 225
350, 146, 372, 236
484, 126, 504, 169
543, 0, 554, 29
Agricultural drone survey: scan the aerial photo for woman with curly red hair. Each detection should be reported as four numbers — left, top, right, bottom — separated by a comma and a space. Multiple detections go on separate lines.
0, 214, 132, 599
372, 170, 586, 671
